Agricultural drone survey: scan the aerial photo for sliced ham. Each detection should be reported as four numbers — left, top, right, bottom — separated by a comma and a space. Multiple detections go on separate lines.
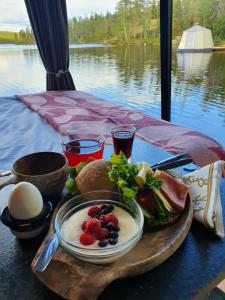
156, 170, 188, 211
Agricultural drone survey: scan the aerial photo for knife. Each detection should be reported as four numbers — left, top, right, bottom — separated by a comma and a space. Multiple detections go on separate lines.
152, 157, 193, 171
151, 153, 190, 168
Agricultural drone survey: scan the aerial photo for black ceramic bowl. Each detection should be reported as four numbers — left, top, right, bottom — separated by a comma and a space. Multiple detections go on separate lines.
1, 201, 52, 239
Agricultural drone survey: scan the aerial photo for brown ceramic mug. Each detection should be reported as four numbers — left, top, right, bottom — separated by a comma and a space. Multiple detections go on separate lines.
0, 152, 68, 199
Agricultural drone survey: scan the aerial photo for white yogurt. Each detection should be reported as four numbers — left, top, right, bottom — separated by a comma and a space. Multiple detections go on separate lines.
62, 205, 137, 248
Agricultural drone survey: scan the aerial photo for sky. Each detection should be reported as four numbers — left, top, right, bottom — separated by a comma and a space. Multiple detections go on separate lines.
0, 0, 118, 31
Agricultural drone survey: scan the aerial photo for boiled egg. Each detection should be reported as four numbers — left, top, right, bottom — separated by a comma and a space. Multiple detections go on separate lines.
8, 182, 43, 220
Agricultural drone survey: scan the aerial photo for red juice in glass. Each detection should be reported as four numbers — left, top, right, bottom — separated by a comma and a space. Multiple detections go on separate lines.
62, 135, 104, 166
111, 125, 136, 160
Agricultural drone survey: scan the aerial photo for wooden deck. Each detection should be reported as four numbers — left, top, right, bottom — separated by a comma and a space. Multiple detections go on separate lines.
213, 46, 225, 51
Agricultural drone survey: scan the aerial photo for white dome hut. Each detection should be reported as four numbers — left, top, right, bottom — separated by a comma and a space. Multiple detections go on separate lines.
178, 25, 214, 52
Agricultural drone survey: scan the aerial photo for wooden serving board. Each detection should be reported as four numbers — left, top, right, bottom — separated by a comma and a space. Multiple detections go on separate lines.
32, 197, 193, 300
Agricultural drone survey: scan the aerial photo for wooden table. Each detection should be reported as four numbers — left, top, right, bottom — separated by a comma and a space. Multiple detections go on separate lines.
1, 137, 225, 300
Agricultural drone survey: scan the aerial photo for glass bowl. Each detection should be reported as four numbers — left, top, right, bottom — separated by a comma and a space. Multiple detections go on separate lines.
54, 190, 144, 264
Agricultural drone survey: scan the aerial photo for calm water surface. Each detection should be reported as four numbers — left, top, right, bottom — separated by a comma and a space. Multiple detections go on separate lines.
0, 44, 224, 146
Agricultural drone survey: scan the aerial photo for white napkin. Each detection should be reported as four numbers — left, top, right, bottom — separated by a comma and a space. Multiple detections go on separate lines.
183, 160, 225, 238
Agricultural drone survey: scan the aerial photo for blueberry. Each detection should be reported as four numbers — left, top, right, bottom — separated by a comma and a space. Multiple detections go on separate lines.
109, 231, 119, 238
107, 222, 116, 231
108, 204, 114, 212
100, 205, 108, 210
114, 226, 120, 232
101, 209, 108, 215
100, 220, 107, 228
93, 215, 100, 219
109, 238, 118, 245
99, 239, 108, 247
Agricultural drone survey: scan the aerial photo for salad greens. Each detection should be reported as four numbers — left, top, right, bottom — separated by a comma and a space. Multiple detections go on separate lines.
65, 152, 177, 226
66, 161, 90, 195
108, 152, 139, 201
108, 152, 163, 199
65, 177, 77, 195
154, 195, 175, 224
107, 152, 174, 225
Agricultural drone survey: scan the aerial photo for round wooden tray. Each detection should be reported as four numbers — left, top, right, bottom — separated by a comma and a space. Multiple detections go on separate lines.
32, 197, 193, 300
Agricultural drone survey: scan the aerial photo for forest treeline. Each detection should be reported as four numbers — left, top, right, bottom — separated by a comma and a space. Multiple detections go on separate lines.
0, 0, 225, 45
69, 0, 225, 44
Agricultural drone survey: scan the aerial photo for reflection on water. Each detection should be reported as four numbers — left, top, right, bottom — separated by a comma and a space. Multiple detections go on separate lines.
177, 52, 212, 78
0, 44, 224, 146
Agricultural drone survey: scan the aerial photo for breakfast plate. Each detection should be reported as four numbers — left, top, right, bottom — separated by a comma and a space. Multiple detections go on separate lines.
31, 153, 193, 299
31, 192, 193, 300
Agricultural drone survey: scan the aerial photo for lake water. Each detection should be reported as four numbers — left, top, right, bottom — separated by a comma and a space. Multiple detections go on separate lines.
0, 44, 224, 146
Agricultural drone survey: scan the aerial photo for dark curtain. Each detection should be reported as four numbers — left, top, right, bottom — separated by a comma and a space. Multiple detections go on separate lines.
24, 0, 75, 91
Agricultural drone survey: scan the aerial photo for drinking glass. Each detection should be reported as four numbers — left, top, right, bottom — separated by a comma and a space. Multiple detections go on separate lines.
111, 125, 136, 162
61, 133, 105, 166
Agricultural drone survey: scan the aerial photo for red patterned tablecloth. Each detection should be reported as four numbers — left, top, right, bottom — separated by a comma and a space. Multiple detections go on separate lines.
16, 90, 225, 167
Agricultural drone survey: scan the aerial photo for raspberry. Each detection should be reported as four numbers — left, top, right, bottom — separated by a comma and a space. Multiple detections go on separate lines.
81, 220, 88, 231
88, 205, 101, 218
86, 218, 101, 234
103, 212, 118, 226
79, 232, 95, 245
95, 228, 109, 241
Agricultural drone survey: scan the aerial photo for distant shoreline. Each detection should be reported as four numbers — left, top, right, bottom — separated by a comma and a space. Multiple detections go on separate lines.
0, 43, 109, 48
0, 41, 160, 46
0, 42, 161, 48
0, 30, 161, 46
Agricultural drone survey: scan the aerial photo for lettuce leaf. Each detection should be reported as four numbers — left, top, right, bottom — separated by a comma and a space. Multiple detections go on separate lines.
145, 173, 162, 189
110, 151, 128, 165
108, 152, 175, 224
108, 153, 139, 207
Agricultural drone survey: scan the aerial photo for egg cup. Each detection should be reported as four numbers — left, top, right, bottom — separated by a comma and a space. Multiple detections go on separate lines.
1, 201, 52, 239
